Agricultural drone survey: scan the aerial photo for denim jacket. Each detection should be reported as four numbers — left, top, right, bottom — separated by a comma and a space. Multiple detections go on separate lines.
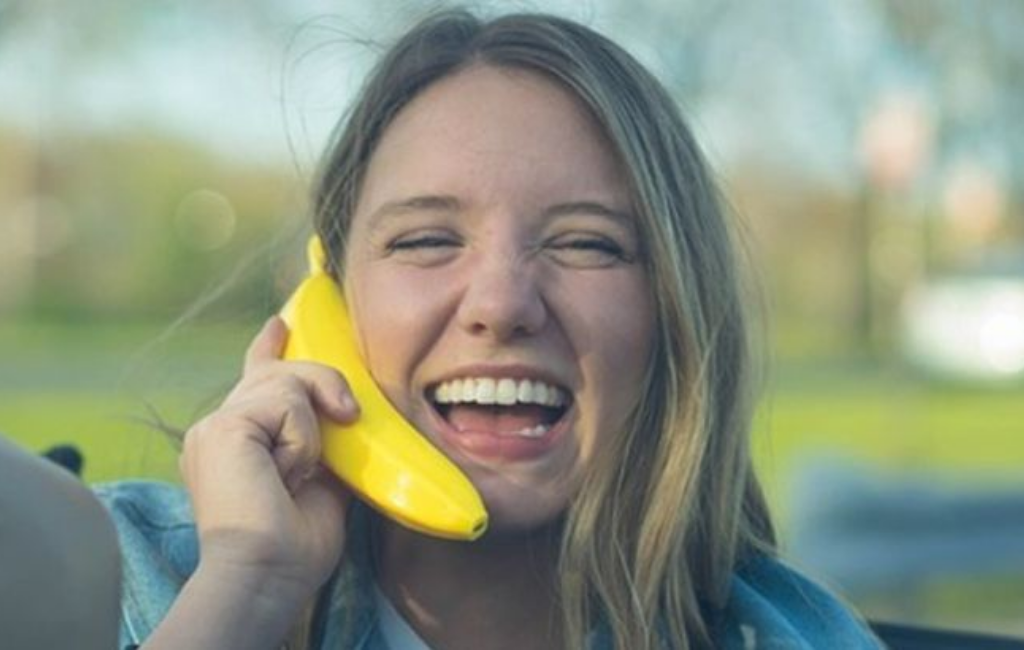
95, 480, 881, 649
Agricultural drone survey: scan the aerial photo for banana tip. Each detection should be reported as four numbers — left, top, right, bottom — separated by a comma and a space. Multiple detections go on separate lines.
470, 517, 488, 540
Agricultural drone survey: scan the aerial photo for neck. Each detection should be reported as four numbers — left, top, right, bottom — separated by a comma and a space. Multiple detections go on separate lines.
374, 518, 564, 650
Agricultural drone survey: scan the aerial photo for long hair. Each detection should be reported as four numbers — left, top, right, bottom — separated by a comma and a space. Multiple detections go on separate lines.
311, 9, 775, 649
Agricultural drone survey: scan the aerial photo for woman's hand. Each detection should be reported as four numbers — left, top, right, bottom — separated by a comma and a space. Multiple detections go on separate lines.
143, 317, 358, 650
179, 316, 356, 607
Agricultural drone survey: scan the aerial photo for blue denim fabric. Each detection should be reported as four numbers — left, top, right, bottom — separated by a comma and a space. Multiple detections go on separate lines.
95, 480, 881, 649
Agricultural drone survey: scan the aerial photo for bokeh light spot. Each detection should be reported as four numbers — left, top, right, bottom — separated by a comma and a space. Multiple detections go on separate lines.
173, 189, 237, 251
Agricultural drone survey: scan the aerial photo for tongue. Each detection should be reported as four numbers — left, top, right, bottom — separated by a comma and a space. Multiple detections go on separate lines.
446, 403, 554, 435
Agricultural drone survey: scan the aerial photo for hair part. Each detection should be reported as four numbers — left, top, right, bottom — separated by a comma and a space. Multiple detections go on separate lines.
311, 8, 775, 649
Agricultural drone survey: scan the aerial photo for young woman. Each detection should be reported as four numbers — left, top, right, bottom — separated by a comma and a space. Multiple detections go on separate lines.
98, 8, 881, 649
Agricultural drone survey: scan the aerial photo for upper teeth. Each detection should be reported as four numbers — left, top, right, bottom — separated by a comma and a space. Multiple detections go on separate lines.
433, 377, 568, 408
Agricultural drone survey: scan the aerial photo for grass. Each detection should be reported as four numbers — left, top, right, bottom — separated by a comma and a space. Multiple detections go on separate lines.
755, 362, 1024, 508
3, 318, 1024, 635
0, 319, 253, 483
1, 392, 181, 482
5, 318, 1024, 508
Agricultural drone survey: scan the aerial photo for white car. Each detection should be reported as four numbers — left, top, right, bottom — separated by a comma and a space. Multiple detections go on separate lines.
901, 253, 1024, 381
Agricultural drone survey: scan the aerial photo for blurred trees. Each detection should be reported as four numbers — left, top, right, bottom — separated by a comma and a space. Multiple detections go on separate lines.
0, 1, 316, 321
876, 0, 1024, 241
2, 0, 1023, 350
0, 123, 298, 319
0, 0, 444, 322
603, 0, 1024, 356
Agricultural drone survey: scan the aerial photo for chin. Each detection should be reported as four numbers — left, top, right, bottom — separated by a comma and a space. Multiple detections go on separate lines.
466, 471, 576, 538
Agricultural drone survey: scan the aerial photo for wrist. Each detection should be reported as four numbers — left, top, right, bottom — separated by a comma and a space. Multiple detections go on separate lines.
197, 526, 321, 600
142, 559, 311, 650
193, 555, 312, 624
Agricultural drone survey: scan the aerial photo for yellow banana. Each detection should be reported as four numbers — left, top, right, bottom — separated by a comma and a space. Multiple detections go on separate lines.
279, 237, 487, 541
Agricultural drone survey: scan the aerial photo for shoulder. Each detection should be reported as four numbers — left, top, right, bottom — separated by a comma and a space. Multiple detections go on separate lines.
93, 480, 199, 647
93, 479, 197, 575
0, 437, 121, 650
720, 553, 883, 649
94, 479, 193, 525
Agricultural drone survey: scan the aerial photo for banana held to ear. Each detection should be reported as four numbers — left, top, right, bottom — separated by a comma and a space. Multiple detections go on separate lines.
280, 237, 488, 541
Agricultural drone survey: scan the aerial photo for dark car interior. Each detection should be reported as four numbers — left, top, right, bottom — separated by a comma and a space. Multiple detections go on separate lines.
872, 621, 1024, 650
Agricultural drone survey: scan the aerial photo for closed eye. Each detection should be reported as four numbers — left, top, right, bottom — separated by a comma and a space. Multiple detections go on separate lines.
386, 231, 462, 266
389, 234, 460, 250
546, 234, 634, 267
554, 238, 625, 255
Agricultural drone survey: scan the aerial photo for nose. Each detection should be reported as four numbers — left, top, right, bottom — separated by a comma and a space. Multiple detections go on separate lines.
456, 252, 548, 341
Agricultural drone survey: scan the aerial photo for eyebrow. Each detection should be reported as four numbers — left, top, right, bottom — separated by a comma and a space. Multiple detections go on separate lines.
542, 201, 634, 227
368, 195, 463, 224
367, 194, 633, 228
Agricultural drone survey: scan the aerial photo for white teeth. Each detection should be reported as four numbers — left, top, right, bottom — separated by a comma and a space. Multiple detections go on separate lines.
495, 378, 517, 405
516, 379, 532, 403
475, 378, 496, 404
534, 382, 549, 405
433, 376, 569, 408
518, 424, 549, 438
501, 424, 549, 438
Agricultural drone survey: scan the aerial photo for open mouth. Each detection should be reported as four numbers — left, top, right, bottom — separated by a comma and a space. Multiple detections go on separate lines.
428, 377, 572, 439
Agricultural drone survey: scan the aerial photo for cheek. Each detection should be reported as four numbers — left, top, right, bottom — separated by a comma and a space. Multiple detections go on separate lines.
568, 279, 654, 443
344, 266, 451, 393
593, 314, 653, 414
587, 272, 654, 375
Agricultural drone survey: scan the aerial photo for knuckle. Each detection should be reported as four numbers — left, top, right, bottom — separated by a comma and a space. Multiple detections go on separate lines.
312, 361, 346, 385
280, 387, 313, 415
271, 372, 301, 395
295, 360, 348, 391
182, 410, 255, 452
241, 360, 282, 386
297, 430, 322, 456
190, 410, 230, 436
181, 419, 206, 452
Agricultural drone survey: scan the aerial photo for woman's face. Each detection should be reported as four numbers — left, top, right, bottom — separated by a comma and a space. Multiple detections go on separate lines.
343, 65, 654, 533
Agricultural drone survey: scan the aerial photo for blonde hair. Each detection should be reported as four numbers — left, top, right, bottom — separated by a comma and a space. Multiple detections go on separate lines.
311, 9, 774, 649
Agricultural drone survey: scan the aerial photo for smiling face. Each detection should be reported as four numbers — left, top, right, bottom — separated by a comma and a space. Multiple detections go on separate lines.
342, 65, 654, 533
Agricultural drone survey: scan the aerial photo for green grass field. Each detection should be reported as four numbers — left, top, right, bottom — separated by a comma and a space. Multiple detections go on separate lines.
7, 321, 1024, 483
3, 319, 1024, 634
0, 320, 253, 483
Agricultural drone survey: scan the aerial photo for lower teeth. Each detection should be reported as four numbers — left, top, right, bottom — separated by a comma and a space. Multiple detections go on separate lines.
514, 424, 549, 438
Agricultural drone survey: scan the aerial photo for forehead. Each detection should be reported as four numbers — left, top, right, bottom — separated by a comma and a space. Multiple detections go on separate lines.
355, 64, 629, 212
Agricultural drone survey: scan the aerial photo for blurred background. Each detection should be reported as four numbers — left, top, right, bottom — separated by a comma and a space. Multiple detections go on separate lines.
2, 0, 1023, 637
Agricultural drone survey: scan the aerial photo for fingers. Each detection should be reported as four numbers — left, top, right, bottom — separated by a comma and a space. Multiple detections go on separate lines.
270, 367, 360, 490
184, 315, 362, 502
203, 321, 361, 494
272, 380, 327, 492
177, 318, 358, 594
241, 316, 359, 424
244, 316, 289, 372
290, 363, 360, 425
219, 375, 352, 489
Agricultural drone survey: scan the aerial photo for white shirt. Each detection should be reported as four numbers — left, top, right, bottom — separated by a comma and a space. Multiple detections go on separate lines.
373, 584, 433, 650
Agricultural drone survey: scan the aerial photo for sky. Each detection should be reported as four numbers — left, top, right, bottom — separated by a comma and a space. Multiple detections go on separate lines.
0, 1, 603, 168
0, 0, 1014, 193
